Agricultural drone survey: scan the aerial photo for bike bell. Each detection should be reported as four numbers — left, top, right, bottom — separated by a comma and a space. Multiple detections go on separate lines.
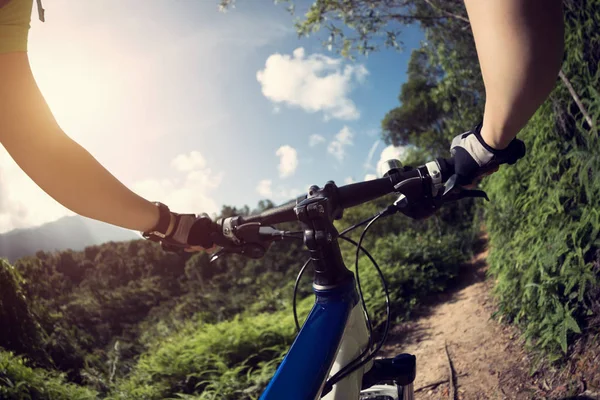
379, 159, 403, 178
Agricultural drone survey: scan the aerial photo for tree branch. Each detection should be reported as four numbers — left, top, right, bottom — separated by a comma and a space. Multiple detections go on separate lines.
415, 378, 449, 393
388, 13, 449, 21
414, 373, 468, 393
445, 340, 457, 400
109, 340, 120, 383
422, 0, 470, 23
559, 69, 595, 129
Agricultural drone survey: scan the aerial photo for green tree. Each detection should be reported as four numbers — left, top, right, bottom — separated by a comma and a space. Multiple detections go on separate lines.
0, 259, 48, 365
381, 48, 449, 155
220, 0, 470, 55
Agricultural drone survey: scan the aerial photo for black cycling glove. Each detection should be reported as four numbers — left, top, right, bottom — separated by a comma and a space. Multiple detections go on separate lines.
142, 203, 217, 253
164, 212, 216, 250
450, 123, 526, 185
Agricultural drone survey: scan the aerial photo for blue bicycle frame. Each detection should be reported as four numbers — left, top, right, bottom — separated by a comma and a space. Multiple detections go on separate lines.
260, 277, 368, 400
254, 175, 420, 399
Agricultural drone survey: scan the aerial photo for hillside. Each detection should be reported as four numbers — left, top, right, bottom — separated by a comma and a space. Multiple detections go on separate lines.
0, 216, 139, 263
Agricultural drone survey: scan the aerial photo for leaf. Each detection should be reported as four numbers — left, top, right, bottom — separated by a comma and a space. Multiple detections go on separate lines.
558, 322, 568, 353
564, 312, 581, 334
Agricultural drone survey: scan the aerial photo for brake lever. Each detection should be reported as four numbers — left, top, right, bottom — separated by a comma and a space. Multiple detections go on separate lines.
209, 242, 268, 263
442, 174, 489, 202
209, 248, 226, 263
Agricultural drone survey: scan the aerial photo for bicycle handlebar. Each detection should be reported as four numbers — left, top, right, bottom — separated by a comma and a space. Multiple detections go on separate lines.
242, 198, 300, 225
201, 157, 464, 258
241, 176, 400, 225
244, 157, 455, 225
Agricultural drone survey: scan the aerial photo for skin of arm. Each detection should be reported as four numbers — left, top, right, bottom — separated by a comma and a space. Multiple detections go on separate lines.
0, 52, 173, 234
464, 0, 565, 150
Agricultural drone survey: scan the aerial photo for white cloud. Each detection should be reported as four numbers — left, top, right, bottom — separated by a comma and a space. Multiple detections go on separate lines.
255, 179, 304, 201
309, 134, 326, 147
275, 187, 304, 200
328, 126, 354, 162
171, 151, 206, 172
276, 145, 298, 178
256, 47, 368, 120
376, 145, 408, 175
256, 179, 273, 198
133, 151, 223, 215
344, 176, 355, 185
364, 174, 377, 181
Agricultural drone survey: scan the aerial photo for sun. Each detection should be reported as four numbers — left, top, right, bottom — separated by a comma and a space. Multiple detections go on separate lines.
25, 11, 135, 141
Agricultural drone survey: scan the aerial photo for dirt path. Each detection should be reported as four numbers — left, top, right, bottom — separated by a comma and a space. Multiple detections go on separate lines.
380, 237, 600, 399
382, 243, 534, 399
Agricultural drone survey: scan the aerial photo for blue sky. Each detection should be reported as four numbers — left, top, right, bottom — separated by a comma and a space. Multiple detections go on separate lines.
0, 0, 425, 232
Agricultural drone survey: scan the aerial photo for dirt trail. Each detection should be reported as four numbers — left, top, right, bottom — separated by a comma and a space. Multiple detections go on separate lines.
382, 242, 532, 399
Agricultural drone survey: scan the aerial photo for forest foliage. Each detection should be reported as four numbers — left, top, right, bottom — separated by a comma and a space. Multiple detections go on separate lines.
483, 0, 600, 357
0, 195, 476, 398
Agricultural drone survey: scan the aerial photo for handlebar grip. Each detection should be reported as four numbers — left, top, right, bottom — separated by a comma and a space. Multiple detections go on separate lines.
338, 177, 396, 209
243, 197, 304, 225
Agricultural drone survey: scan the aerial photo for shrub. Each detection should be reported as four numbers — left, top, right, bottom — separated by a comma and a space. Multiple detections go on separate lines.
0, 350, 97, 400
483, 0, 600, 357
110, 298, 313, 400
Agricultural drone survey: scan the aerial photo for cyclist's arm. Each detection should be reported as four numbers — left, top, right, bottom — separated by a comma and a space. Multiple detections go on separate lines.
0, 52, 165, 233
464, 0, 564, 149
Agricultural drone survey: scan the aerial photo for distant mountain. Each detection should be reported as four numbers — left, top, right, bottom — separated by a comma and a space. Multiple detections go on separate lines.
0, 216, 139, 263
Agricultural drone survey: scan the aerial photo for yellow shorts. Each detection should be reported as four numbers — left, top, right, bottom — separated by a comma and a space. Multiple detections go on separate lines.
0, 0, 33, 53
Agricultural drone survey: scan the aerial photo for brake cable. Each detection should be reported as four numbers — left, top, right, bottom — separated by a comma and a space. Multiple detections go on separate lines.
339, 215, 376, 236
348, 223, 377, 371
290, 211, 392, 397
321, 213, 391, 396
293, 258, 312, 332
293, 213, 380, 333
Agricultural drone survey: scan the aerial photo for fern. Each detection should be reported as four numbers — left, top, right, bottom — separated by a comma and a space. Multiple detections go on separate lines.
484, 0, 600, 357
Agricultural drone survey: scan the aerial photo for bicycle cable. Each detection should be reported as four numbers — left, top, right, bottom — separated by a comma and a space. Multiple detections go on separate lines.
339, 215, 376, 237
339, 215, 380, 360
292, 215, 379, 333
290, 211, 392, 397
347, 226, 376, 371
321, 213, 391, 396
292, 215, 376, 332
293, 257, 312, 332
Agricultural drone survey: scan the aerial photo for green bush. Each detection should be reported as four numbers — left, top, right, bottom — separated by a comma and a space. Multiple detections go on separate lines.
337, 192, 479, 326
0, 350, 97, 400
483, 0, 600, 357
362, 231, 469, 323
110, 297, 313, 400
0, 259, 48, 366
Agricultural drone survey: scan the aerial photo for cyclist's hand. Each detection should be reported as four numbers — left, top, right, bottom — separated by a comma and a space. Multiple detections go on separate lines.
161, 213, 217, 253
450, 123, 526, 186
464, 165, 499, 189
